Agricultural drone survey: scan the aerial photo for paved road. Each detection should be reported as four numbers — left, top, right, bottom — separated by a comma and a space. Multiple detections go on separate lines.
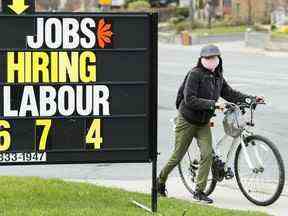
0, 41, 287, 188
1, 42, 287, 180
1, 41, 287, 214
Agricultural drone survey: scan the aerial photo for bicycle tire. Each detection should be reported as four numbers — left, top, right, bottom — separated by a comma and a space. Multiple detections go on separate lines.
178, 156, 217, 196
234, 135, 285, 206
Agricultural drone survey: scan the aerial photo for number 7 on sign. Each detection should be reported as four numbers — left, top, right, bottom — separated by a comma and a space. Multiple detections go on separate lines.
36, 119, 52, 151
86, 119, 103, 149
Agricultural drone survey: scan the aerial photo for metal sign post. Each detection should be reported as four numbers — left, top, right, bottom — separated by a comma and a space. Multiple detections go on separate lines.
151, 12, 158, 213
0, 0, 158, 213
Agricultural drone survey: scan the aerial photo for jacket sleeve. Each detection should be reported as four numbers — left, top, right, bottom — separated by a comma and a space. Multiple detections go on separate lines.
221, 78, 251, 104
183, 71, 216, 110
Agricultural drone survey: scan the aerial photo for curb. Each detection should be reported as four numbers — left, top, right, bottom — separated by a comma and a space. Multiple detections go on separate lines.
245, 31, 288, 52
158, 31, 288, 54
158, 32, 245, 45
66, 177, 288, 216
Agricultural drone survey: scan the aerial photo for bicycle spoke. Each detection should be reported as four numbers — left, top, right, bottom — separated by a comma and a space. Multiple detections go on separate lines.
236, 137, 283, 205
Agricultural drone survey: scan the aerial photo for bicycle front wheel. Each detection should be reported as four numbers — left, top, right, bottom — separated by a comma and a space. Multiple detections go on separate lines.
178, 142, 217, 196
235, 135, 285, 206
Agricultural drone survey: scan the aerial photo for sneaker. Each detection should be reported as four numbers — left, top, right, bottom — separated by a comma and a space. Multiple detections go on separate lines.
156, 178, 167, 197
193, 190, 213, 204
225, 167, 234, 180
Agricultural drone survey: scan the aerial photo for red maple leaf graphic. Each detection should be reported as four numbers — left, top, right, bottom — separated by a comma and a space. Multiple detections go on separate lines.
97, 18, 113, 48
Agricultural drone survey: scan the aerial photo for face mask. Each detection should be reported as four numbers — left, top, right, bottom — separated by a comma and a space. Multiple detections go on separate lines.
201, 56, 219, 72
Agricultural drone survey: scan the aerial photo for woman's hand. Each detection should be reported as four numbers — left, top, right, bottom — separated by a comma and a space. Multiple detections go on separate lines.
215, 102, 225, 111
256, 96, 265, 103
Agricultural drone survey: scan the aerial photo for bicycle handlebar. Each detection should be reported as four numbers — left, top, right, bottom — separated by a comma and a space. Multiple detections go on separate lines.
216, 98, 266, 112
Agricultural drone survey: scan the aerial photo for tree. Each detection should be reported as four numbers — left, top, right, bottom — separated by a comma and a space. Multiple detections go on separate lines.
36, 0, 61, 11
198, 0, 205, 9
247, 0, 253, 25
206, 0, 216, 28
189, 0, 195, 23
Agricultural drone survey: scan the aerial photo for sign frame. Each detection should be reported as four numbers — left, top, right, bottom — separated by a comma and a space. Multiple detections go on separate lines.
0, 12, 158, 165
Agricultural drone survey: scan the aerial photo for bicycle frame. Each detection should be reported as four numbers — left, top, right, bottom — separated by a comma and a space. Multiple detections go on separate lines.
214, 128, 265, 171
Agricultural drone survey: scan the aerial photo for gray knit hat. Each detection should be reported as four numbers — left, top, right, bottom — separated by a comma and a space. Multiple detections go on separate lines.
200, 44, 221, 57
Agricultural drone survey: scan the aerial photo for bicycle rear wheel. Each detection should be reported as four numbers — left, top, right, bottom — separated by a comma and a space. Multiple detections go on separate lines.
178, 141, 217, 196
235, 135, 285, 206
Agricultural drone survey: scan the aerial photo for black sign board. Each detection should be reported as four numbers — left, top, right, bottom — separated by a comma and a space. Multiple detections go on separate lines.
0, 2, 158, 212
0, 9, 157, 166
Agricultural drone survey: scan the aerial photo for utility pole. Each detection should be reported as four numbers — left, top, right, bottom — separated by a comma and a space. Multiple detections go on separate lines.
247, 0, 253, 25
189, 0, 195, 23
265, 0, 272, 24
207, 0, 213, 29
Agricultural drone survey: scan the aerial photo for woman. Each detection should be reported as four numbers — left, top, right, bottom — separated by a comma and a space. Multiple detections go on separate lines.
157, 44, 264, 204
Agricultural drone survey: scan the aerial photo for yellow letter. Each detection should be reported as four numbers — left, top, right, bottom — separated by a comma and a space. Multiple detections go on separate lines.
32, 52, 50, 83
0, 120, 11, 152
25, 52, 32, 82
86, 119, 103, 149
7, 52, 25, 83
36, 119, 52, 151
50, 52, 59, 83
59, 52, 79, 82
80, 51, 96, 83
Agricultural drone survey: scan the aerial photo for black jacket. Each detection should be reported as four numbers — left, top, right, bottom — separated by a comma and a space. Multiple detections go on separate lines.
179, 57, 251, 126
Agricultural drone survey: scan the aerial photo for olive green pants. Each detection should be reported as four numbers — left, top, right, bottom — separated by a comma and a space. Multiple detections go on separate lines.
159, 113, 213, 192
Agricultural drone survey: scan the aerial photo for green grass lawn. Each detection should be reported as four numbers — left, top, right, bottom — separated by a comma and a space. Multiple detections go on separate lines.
271, 31, 288, 40
191, 25, 247, 37
0, 176, 268, 216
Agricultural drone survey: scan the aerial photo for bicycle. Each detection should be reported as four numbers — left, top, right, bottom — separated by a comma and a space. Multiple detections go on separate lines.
176, 99, 285, 206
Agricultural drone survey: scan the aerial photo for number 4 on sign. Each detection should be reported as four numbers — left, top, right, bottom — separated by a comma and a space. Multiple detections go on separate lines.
86, 119, 103, 149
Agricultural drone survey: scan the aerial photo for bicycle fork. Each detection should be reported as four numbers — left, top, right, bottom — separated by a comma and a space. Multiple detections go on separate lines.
240, 134, 265, 171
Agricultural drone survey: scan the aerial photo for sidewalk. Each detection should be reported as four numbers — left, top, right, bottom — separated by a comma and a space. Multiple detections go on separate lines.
159, 41, 288, 58
68, 177, 288, 216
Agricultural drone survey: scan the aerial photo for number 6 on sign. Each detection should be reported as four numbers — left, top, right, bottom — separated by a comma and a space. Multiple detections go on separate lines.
86, 119, 103, 149
0, 120, 11, 151
36, 119, 52, 151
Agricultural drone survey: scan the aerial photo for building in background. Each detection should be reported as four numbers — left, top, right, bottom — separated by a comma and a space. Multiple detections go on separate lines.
35, 0, 97, 12
185, 0, 286, 24
223, 0, 232, 15
271, 0, 288, 27
35, 0, 124, 12
229, 0, 288, 24
36, 0, 61, 11
63, 0, 84, 11
231, 0, 270, 23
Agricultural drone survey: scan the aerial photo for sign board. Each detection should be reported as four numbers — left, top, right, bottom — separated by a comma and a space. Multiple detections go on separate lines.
0, 1, 158, 166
